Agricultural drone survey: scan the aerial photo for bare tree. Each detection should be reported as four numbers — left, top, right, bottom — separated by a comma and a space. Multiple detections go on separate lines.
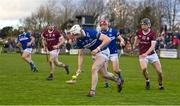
75, 0, 105, 18
103, 0, 136, 30
58, 0, 75, 24
162, 0, 180, 31
20, 0, 180, 32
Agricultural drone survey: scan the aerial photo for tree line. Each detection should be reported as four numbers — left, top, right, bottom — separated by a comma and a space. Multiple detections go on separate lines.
0, 0, 180, 38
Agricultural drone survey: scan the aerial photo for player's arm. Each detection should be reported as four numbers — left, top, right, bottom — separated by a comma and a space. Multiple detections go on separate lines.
53, 32, 65, 49
76, 49, 84, 76
16, 37, 21, 48
98, 34, 111, 49
91, 34, 110, 56
133, 36, 139, 49
143, 40, 156, 56
41, 33, 46, 50
54, 36, 65, 49
26, 33, 35, 46
117, 34, 125, 46
16, 42, 21, 48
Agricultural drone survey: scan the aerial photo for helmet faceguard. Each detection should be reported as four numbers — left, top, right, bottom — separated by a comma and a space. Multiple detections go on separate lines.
99, 19, 109, 31
99, 19, 109, 26
69, 24, 82, 35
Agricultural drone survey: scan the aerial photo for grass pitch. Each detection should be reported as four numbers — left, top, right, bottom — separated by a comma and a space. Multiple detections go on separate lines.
0, 53, 180, 105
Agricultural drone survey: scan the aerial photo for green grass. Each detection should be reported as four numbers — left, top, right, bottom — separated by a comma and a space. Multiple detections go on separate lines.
0, 53, 180, 105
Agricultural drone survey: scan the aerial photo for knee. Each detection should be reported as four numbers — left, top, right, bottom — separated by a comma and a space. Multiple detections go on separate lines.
49, 57, 54, 62
91, 68, 97, 73
21, 55, 26, 60
91, 66, 99, 74
92, 65, 100, 71
54, 61, 58, 65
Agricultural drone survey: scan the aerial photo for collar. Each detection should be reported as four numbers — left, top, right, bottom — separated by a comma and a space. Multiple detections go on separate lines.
142, 28, 151, 35
101, 28, 109, 33
48, 30, 54, 33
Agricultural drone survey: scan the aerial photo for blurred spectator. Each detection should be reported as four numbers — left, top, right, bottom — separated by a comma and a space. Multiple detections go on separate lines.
175, 30, 180, 39
172, 35, 179, 49
125, 40, 132, 53
34, 32, 41, 49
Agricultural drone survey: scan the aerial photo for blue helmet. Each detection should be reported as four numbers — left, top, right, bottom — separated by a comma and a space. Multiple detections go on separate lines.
140, 18, 151, 27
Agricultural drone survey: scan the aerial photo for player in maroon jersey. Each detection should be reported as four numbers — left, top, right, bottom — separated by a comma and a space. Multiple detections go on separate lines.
41, 24, 69, 80
133, 18, 164, 90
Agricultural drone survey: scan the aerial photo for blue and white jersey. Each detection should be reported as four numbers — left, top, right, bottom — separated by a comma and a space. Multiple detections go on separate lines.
76, 29, 107, 51
17, 32, 32, 50
101, 28, 120, 54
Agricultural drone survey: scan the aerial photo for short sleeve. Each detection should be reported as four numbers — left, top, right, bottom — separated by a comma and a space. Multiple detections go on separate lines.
136, 30, 141, 39
26, 32, 31, 38
151, 32, 157, 41
85, 29, 100, 39
56, 31, 61, 38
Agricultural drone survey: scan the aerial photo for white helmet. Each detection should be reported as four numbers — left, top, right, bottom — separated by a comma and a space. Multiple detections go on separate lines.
69, 24, 82, 35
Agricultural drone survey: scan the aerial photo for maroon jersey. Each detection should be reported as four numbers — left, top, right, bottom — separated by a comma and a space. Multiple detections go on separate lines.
137, 29, 156, 55
42, 30, 61, 51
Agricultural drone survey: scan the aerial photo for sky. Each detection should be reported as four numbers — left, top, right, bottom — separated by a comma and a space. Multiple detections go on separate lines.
0, 0, 48, 29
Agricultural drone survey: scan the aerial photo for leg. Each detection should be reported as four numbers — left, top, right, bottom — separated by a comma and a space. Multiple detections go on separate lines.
104, 54, 124, 86
21, 51, 37, 72
139, 59, 149, 80
152, 61, 164, 89
104, 78, 109, 88
139, 58, 150, 89
99, 61, 123, 92
111, 58, 123, 81
54, 57, 69, 74
90, 56, 105, 91
104, 61, 109, 88
21, 51, 32, 63
27, 54, 38, 72
46, 55, 55, 80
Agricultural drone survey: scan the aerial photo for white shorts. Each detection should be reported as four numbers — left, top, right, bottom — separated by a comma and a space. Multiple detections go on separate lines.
49, 49, 60, 58
109, 53, 118, 61
92, 48, 110, 61
139, 53, 160, 64
23, 48, 32, 54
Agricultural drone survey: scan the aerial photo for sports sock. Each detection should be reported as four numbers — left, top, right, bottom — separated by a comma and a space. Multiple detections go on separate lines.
29, 62, 35, 68
116, 72, 123, 80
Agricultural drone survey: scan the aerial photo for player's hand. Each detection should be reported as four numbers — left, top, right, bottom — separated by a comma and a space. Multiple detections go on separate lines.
91, 49, 99, 56
27, 42, 32, 46
16, 43, 22, 48
76, 69, 81, 76
120, 41, 125, 47
53, 45, 59, 49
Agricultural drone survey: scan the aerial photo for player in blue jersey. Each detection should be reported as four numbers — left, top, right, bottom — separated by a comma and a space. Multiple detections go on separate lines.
16, 27, 38, 72
99, 19, 125, 88
66, 25, 123, 97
